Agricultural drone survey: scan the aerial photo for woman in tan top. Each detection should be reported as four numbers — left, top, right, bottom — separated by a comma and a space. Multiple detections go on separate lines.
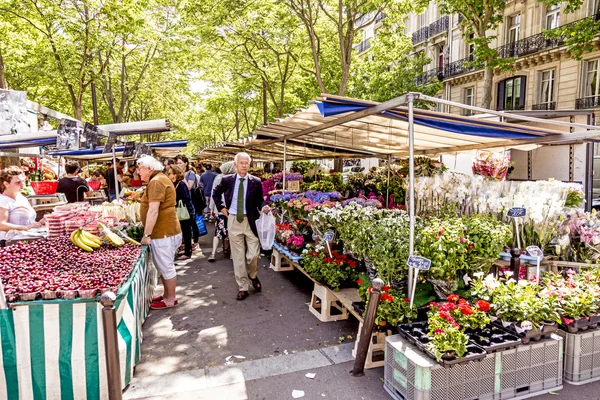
138, 155, 182, 310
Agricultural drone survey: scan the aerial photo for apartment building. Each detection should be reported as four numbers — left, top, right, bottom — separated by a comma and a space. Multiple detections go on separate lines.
402, 0, 600, 116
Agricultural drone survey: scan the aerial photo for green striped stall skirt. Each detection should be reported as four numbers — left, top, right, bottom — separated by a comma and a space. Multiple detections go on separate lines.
0, 246, 156, 400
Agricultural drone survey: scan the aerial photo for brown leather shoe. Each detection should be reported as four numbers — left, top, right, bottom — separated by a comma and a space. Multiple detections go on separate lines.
236, 290, 249, 301
250, 277, 262, 292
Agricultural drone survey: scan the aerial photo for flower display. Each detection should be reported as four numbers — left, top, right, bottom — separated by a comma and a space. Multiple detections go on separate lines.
287, 235, 305, 252
301, 248, 359, 290
472, 150, 511, 181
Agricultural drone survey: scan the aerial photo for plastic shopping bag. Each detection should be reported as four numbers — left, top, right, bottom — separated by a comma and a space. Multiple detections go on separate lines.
196, 214, 208, 236
256, 211, 276, 250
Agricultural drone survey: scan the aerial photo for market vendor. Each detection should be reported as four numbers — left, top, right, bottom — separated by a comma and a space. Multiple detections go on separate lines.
57, 161, 93, 203
0, 167, 44, 241
122, 164, 138, 188
138, 155, 182, 310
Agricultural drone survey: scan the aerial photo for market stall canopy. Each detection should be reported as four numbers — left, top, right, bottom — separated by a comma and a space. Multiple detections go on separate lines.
47, 140, 187, 161
234, 94, 600, 158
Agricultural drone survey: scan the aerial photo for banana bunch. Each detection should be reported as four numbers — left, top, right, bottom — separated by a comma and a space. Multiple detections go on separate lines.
70, 229, 103, 252
98, 222, 125, 247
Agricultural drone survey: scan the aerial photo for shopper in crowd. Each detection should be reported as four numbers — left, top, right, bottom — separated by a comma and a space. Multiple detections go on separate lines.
174, 154, 200, 249
105, 158, 122, 201
138, 155, 182, 310
163, 158, 174, 172
122, 164, 138, 188
117, 161, 126, 175
208, 161, 235, 262
0, 167, 44, 241
57, 161, 92, 203
212, 152, 269, 301
167, 165, 195, 260
90, 170, 107, 188
200, 164, 217, 220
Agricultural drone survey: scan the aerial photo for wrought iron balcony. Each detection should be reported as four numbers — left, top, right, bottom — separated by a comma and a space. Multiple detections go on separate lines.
532, 102, 556, 111
575, 96, 600, 110
429, 16, 449, 37
496, 34, 563, 59
412, 26, 429, 45
444, 57, 480, 78
355, 38, 371, 54
415, 67, 445, 86
498, 103, 526, 111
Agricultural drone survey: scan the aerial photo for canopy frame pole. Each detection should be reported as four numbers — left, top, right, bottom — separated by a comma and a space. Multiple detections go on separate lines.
408, 94, 416, 299
386, 154, 391, 208
112, 147, 120, 201
282, 139, 287, 194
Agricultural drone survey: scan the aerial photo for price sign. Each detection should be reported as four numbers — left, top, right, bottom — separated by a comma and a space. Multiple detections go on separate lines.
122, 141, 136, 158
508, 207, 526, 218
526, 246, 543, 258
521, 321, 533, 331
57, 119, 82, 150
407, 256, 431, 271
102, 133, 117, 153
323, 231, 335, 242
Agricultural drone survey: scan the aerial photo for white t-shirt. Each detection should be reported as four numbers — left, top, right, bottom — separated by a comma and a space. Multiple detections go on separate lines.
0, 194, 37, 240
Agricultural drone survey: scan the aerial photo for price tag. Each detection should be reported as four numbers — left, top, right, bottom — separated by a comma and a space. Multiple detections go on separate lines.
323, 231, 334, 242
407, 256, 431, 271
508, 207, 526, 218
122, 141, 135, 158
520, 321, 533, 331
526, 246, 543, 258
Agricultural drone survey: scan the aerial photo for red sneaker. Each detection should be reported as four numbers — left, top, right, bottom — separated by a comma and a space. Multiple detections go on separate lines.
150, 300, 178, 310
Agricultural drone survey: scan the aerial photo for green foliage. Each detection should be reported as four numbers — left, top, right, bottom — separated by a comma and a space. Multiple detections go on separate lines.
292, 161, 316, 175
309, 181, 335, 192
301, 249, 359, 291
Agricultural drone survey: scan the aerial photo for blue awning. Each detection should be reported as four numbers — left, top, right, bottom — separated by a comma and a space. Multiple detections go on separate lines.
47, 140, 187, 157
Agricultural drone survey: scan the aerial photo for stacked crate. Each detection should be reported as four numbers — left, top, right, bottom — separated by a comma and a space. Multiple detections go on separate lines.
561, 329, 600, 385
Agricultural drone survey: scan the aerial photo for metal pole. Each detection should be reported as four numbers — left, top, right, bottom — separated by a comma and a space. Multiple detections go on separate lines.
511, 248, 521, 282
112, 147, 119, 201
282, 139, 287, 194
100, 291, 123, 400
408, 94, 416, 297
352, 278, 384, 377
386, 154, 391, 208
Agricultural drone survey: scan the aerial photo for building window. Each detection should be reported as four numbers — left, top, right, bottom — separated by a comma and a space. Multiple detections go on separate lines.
507, 14, 520, 45
467, 33, 475, 60
419, 12, 427, 28
545, 4, 561, 29
464, 87, 475, 115
497, 76, 527, 110
438, 45, 445, 70
583, 59, 599, 99
539, 69, 555, 104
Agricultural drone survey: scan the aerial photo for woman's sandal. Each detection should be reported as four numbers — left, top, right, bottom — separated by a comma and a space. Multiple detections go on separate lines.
208, 253, 216, 262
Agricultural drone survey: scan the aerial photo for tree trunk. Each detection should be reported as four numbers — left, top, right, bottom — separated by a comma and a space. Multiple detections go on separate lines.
235, 109, 240, 139
73, 102, 83, 121
481, 65, 494, 110
0, 48, 7, 89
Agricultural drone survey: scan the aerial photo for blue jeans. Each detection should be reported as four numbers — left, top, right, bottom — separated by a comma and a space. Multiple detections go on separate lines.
109, 194, 117, 201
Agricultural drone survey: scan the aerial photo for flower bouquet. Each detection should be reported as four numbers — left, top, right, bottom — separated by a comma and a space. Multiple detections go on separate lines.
472, 151, 511, 181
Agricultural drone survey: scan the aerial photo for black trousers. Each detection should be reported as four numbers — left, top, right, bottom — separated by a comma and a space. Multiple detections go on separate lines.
191, 212, 199, 243
179, 219, 193, 257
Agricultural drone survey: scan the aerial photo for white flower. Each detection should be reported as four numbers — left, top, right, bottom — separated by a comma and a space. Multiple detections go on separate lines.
474, 272, 484, 278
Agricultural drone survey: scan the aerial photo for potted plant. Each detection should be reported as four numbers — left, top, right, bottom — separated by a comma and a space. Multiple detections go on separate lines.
301, 248, 359, 290
287, 235, 305, 255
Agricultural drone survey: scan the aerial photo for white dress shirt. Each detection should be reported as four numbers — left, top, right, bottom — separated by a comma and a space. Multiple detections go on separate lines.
229, 174, 248, 215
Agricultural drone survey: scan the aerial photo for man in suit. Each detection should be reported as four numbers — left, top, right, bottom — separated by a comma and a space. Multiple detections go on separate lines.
212, 152, 269, 300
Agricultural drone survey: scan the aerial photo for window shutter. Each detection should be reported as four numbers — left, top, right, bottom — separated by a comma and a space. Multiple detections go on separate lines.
497, 80, 505, 110
519, 75, 527, 109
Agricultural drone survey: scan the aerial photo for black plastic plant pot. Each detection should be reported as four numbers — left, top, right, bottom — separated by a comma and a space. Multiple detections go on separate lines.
466, 326, 521, 353
561, 316, 592, 333
590, 314, 600, 325
424, 343, 487, 368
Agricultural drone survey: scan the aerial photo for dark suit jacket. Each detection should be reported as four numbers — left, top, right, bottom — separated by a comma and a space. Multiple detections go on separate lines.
212, 174, 264, 238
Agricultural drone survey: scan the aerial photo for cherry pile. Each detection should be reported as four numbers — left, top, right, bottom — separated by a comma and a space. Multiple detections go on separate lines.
0, 238, 141, 301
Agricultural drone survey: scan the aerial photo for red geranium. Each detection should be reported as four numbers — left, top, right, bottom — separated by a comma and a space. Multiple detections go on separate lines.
357, 279, 363, 285
459, 304, 474, 316
439, 311, 451, 320
458, 298, 467, 305
403, 297, 410, 303
439, 302, 457, 312
475, 300, 491, 312
447, 294, 460, 303
428, 301, 438, 308
382, 285, 391, 293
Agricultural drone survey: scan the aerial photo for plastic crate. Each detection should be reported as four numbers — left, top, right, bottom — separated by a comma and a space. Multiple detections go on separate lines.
384, 334, 563, 400
308, 283, 349, 322
560, 329, 600, 385
269, 248, 293, 271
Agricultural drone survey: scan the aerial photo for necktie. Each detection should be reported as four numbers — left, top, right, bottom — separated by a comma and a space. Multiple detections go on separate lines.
237, 177, 245, 223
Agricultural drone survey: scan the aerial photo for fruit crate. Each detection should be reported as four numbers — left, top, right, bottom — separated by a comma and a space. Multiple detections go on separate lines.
560, 329, 600, 385
384, 334, 563, 400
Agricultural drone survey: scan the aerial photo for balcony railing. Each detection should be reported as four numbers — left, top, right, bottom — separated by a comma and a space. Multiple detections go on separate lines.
532, 102, 556, 110
444, 57, 480, 78
499, 103, 526, 111
496, 34, 563, 59
355, 38, 371, 54
575, 96, 600, 109
412, 26, 430, 45
429, 16, 449, 37
415, 67, 445, 86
